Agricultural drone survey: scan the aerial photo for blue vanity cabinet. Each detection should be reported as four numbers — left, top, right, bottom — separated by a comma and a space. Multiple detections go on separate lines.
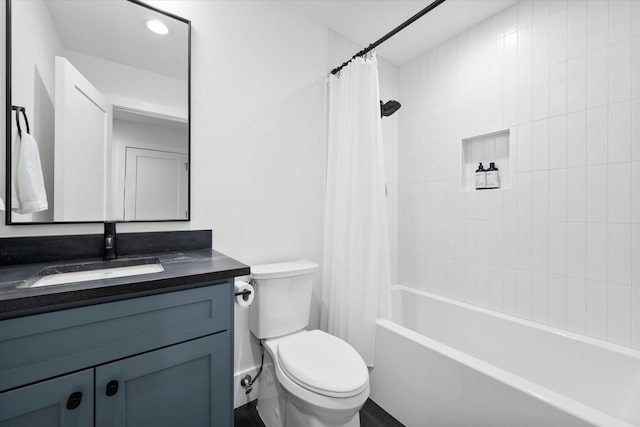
95, 332, 231, 427
0, 369, 93, 427
0, 282, 234, 427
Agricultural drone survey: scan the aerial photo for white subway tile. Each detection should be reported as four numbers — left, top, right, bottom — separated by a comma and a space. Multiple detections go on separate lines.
549, 0, 567, 15
519, 0, 534, 29
586, 48, 609, 109
633, 38, 640, 99
478, 263, 492, 308
504, 221, 518, 268
608, 283, 631, 346
549, 274, 567, 328
519, 25, 534, 76
549, 115, 567, 169
478, 220, 492, 265
567, 222, 587, 278
517, 269, 533, 319
517, 220, 533, 270
586, 164, 608, 222
567, 1, 587, 59
633, 100, 640, 161
549, 62, 568, 117
549, 169, 568, 221
609, 162, 632, 224
633, 224, 640, 287
586, 279, 608, 340
490, 265, 504, 311
533, 69, 550, 121
567, 111, 587, 167
533, 17, 550, 70
632, 286, 640, 349
503, 186, 517, 220
517, 73, 533, 124
609, 0, 633, 45
551, 7, 569, 64
633, 162, 640, 224
532, 221, 550, 273
586, 106, 608, 166
567, 277, 587, 334
505, 4, 519, 35
454, 259, 467, 299
517, 123, 533, 171
504, 79, 518, 127
567, 166, 587, 221
634, 0, 640, 37
518, 172, 533, 221
567, 56, 587, 113
587, 222, 608, 282
532, 272, 550, 324
609, 223, 632, 285
587, 0, 609, 52
532, 119, 550, 170
608, 101, 633, 164
609, 39, 633, 104
503, 267, 518, 315
549, 222, 567, 275
534, 0, 550, 22
533, 171, 550, 221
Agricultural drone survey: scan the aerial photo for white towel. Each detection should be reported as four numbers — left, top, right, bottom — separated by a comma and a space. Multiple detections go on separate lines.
0, 198, 4, 211
11, 132, 48, 214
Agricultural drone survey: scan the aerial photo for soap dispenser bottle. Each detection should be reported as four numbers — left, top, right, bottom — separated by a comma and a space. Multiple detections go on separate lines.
475, 162, 487, 190
486, 162, 500, 189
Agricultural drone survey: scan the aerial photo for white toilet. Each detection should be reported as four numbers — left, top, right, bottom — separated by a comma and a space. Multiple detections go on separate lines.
249, 260, 370, 427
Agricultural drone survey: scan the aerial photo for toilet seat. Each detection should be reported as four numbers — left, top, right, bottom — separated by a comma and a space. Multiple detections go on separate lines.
277, 330, 369, 398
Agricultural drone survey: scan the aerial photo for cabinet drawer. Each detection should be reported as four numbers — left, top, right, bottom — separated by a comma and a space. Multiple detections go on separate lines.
0, 282, 231, 392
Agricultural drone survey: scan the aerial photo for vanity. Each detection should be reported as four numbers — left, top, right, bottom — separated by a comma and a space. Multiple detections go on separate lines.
0, 231, 250, 427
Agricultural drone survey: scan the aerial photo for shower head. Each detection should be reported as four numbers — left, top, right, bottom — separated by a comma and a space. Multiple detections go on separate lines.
380, 100, 401, 117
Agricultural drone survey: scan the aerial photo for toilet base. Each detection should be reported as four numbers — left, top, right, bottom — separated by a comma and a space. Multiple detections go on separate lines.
256, 348, 363, 427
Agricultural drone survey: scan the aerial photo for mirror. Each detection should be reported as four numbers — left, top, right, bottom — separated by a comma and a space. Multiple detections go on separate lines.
6, 0, 190, 224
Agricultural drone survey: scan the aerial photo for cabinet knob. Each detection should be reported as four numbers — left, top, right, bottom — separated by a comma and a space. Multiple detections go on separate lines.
106, 380, 119, 396
66, 391, 83, 410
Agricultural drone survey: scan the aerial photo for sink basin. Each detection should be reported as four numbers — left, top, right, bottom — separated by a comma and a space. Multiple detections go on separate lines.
22, 258, 164, 288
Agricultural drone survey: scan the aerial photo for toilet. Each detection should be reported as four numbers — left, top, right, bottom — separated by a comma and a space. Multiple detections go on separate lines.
249, 261, 370, 427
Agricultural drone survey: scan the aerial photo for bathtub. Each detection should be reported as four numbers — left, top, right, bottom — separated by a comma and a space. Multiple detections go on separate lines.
369, 286, 640, 427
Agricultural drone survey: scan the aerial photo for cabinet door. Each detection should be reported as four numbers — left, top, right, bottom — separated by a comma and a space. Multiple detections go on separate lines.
95, 332, 231, 427
0, 369, 93, 427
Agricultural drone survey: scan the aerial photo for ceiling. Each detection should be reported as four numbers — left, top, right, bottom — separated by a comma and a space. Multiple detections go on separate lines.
278, 0, 518, 66
45, 0, 189, 80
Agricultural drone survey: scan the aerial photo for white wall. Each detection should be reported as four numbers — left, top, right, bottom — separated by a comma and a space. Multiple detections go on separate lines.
2, 0, 328, 408
398, 0, 640, 349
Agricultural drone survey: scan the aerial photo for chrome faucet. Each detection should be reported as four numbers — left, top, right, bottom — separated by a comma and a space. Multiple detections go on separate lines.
104, 222, 117, 260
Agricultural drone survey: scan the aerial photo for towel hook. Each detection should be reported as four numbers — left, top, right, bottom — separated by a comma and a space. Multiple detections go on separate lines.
11, 105, 30, 137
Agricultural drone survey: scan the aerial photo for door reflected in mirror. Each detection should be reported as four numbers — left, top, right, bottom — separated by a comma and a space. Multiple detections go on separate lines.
6, 0, 190, 224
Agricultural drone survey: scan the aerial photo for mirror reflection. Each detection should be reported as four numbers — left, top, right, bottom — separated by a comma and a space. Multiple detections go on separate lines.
8, 0, 190, 224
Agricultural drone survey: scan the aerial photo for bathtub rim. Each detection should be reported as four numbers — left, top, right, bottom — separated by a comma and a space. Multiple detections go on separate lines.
391, 285, 640, 360
381, 286, 640, 427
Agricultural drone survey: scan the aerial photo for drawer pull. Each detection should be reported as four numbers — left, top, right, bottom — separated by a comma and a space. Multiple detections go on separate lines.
66, 391, 83, 410
106, 380, 119, 396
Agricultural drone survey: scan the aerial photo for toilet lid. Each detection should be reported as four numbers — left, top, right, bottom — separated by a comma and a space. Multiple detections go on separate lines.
277, 330, 369, 398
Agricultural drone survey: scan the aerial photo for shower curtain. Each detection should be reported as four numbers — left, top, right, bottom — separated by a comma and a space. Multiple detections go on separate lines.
321, 52, 391, 366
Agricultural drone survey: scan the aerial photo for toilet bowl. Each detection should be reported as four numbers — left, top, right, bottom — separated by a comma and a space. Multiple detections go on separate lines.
248, 261, 370, 427
257, 330, 369, 427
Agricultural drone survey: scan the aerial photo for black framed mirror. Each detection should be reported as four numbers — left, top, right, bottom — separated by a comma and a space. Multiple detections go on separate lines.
5, 0, 190, 224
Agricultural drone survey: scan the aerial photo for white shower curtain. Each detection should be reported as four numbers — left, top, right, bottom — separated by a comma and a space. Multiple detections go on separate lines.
321, 52, 391, 366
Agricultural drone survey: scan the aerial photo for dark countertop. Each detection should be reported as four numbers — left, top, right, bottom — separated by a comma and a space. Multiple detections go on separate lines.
0, 249, 250, 320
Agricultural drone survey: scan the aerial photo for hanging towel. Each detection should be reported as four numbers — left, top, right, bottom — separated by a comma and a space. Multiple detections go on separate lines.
0, 198, 5, 211
11, 132, 48, 214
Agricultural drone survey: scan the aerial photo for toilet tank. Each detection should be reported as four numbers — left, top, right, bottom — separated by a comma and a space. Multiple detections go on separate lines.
249, 260, 319, 339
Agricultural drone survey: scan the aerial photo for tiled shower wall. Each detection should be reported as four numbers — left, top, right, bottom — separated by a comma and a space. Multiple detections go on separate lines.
398, 0, 640, 349
327, 30, 400, 284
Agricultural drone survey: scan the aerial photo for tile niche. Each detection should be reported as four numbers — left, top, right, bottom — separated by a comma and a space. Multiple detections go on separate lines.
461, 129, 511, 192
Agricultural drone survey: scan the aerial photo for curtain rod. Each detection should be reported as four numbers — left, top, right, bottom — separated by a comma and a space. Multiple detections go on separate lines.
330, 0, 447, 75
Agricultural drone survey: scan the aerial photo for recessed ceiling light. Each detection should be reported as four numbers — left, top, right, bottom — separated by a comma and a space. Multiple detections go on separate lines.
146, 20, 169, 35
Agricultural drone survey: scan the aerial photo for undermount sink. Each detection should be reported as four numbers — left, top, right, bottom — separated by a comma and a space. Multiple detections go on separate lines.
21, 258, 164, 288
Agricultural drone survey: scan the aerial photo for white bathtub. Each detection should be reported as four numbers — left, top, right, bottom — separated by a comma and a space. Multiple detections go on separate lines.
369, 286, 640, 427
